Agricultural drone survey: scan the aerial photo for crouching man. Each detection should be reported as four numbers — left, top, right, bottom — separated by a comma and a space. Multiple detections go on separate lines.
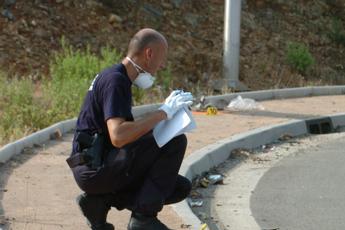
66, 28, 193, 230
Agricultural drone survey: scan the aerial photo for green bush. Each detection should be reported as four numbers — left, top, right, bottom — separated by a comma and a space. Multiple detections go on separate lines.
328, 18, 345, 46
0, 74, 50, 145
286, 42, 315, 73
45, 38, 123, 121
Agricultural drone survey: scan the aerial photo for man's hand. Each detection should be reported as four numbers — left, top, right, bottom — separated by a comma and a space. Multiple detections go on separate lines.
159, 90, 193, 119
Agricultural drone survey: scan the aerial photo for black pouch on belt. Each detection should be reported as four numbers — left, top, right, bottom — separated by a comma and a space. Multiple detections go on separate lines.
66, 132, 105, 169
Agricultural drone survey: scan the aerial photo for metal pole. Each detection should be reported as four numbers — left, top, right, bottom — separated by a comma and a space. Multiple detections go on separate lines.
223, 0, 242, 89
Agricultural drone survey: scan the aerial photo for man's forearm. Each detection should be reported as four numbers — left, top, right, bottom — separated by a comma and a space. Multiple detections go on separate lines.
111, 110, 167, 148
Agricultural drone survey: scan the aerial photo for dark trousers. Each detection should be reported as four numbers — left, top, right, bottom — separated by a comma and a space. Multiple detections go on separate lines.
72, 132, 191, 215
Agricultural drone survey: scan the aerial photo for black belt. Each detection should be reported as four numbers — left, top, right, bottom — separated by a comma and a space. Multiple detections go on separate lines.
66, 152, 92, 169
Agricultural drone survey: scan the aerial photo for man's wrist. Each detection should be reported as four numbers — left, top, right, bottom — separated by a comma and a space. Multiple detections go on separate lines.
158, 104, 172, 119
157, 109, 168, 119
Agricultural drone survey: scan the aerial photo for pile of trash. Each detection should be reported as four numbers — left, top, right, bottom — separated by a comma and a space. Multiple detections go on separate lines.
226, 95, 265, 111
188, 172, 224, 208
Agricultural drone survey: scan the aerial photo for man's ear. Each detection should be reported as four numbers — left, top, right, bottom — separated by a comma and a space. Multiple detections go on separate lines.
144, 47, 153, 66
146, 47, 153, 59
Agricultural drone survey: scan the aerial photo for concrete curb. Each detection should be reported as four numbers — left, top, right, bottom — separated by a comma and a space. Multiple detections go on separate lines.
203, 86, 345, 108
172, 113, 345, 229
0, 86, 344, 228
0, 118, 76, 163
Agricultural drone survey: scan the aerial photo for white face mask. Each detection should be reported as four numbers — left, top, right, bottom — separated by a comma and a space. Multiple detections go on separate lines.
126, 57, 155, 89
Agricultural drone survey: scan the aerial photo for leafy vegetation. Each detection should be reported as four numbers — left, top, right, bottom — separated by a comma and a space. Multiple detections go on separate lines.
45, 38, 123, 121
0, 73, 47, 144
286, 42, 315, 74
328, 18, 345, 46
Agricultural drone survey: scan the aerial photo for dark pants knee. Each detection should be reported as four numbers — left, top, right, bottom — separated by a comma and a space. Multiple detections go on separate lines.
127, 134, 189, 215
165, 175, 191, 205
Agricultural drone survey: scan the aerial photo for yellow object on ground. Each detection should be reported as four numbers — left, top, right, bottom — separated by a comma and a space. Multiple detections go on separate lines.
200, 223, 209, 230
206, 106, 218, 115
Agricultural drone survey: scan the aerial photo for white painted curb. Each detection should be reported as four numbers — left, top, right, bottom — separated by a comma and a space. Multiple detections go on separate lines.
0, 118, 76, 163
203, 86, 345, 108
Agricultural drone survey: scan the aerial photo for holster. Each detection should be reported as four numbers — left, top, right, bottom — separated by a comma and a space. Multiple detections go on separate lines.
66, 131, 105, 169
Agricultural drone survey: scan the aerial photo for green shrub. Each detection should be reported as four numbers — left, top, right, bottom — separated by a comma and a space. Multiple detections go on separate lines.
0, 74, 51, 145
286, 42, 315, 73
328, 18, 345, 46
45, 38, 123, 121
157, 65, 173, 92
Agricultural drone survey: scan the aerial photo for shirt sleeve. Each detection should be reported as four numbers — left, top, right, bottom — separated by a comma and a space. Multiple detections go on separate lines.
102, 81, 131, 121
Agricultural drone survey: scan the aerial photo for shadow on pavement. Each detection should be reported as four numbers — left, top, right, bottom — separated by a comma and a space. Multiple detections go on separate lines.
227, 110, 319, 120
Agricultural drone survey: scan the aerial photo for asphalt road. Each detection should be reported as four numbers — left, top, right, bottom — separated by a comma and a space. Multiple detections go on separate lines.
251, 135, 345, 230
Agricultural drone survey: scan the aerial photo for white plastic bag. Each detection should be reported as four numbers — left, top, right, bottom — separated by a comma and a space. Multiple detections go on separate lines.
226, 95, 264, 111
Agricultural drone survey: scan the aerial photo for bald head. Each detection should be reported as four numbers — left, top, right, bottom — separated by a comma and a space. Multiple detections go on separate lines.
127, 28, 167, 56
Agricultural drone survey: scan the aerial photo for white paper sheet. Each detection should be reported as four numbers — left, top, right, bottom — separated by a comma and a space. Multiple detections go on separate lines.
153, 106, 196, 147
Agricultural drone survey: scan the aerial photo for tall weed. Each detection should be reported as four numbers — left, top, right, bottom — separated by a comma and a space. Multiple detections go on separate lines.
329, 18, 345, 46
286, 42, 315, 74
0, 74, 49, 145
46, 38, 123, 121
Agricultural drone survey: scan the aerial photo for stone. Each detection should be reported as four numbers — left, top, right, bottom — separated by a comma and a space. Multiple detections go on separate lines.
184, 13, 199, 28
1, 9, 15, 21
4, 0, 16, 7
34, 28, 49, 39
171, 0, 183, 8
50, 129, 62, 140
142, 4, 163, 18
108, 14, 122, 24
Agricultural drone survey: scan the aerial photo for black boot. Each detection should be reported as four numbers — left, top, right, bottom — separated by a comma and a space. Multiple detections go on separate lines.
127, 212, 170, 230
76, 193, 115, 230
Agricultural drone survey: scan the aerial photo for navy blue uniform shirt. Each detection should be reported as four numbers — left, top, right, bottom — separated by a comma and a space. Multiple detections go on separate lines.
72, 63, 133, 154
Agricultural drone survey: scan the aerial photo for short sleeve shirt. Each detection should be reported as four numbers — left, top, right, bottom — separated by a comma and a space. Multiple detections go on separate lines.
72, 63, 133, 153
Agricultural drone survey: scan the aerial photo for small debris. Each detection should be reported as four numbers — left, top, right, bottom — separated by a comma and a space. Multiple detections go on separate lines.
22, 147, 34, 155
192, 96, 206, 112
250, 155, 270, 163
206, 106, 218, 115
33, 143, 42, 148
230, 148, 251, 159
108, 14, 122, 24
0, 188, 8, 192
226, 95, 265, 111
1, 9, 15, 21
180, 224, 192, 229
278, 133, 293, 141
198, 212, 208, 220
0, 215, 7, 225
50, 129, 62, 140
188, 198, 203, 207
190, 190, 202, 199
262, 144, 275, 152
207, 174, 223, 185
200, 223, 210, 230
200, 178, 210, 188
